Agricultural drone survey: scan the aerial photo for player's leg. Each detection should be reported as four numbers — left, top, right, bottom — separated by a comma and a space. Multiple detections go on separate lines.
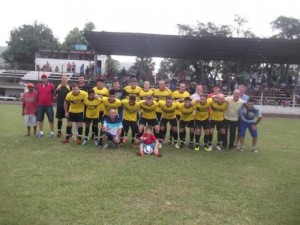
82, 118, 91, 145
188, 121, 195, 149
46, 106, 54, 138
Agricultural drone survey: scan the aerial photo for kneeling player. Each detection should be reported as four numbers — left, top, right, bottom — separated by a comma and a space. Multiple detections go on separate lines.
139, 126, 160, 157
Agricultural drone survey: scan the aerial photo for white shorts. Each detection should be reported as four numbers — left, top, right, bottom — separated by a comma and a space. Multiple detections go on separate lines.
25, 115, 37, 127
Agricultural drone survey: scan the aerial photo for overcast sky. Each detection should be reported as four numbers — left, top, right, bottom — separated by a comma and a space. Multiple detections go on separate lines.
0, 0, 299, 65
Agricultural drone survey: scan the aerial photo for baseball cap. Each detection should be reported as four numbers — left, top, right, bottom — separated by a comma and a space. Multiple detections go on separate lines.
27, 83, 34, 88
41, 74, 48, 78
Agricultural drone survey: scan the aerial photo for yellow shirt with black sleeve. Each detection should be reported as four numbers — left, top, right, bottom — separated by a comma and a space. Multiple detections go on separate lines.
171, 90, 190, 116
177, 103, 195, 122
123, 86, 143, 100
194, 98, 212, 121
139, 89, 154, 100
93, 87, 109, 112
83, 97, 101, 119
100, 97, 122, 116
65, 90, 88, 113
158, 101, 179, 120
153, 89, 172, 113
121, 99, 141, 121
209, 99, 228, 121
139, 100, 158, 120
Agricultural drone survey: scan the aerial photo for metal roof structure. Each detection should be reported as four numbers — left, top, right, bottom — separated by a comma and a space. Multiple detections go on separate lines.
84, 31, 300, 64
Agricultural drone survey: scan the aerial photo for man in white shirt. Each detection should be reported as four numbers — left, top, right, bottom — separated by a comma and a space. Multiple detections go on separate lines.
190, 84, 203, 100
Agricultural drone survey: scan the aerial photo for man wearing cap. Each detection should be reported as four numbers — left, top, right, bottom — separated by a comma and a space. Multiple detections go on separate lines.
36, 74, 55, 138
22, 83, 38, 136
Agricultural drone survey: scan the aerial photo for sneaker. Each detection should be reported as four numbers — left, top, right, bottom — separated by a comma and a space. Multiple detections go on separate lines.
103, 143, 109, 150
194, 145, 200, 151
240, 146, 244, 152
208, 145, 213, 151
76, 139, 82, 145
175, 143, 180, 149
50, 133, 54, 139
62, 139, 69, 144
158, 143, 162, 149
94, 140, 98, 146
56, 132, 62, 138
82, 140, 87, 146
204, 145, 209, 152
123, 136, 128, 143
37, 133, 44, 138
252, 148, 258, 153
216, 145, 222, 151
189, 142, 194, 149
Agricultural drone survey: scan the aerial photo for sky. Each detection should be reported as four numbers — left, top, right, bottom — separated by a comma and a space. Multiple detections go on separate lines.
0, 0, 299, 66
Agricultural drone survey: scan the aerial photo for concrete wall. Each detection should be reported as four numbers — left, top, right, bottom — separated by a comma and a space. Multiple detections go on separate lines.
258, 105, 300, 115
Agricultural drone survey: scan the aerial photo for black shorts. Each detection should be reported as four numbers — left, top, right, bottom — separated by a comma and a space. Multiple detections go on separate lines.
156, 112, 162, 121
194, 119, 210, 130
139, 117, 159, 126
123, 119, 138, 132
56, 105, 65, 119
160, 118, 177, 127
68, 112, 84, 123
179, 120, 194, 129
210, 119, 226, 130
85, 118, 99, 124
99, 111, 104, 122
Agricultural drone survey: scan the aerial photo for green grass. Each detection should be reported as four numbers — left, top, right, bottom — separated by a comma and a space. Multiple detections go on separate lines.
0, 104, 299, 225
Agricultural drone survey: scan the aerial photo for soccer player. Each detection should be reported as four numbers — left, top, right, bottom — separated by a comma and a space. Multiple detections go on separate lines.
139, 81, 154, 100
177, 97, 196, 149
22, 83, 38, 136
158, 96, 180, 148
82, 89, 101, 146
223, 90, 244, 149
111, 80, 123, 99
207, 85, 221, 98
122, 78, 142, 100
239, 99, 262, 153
209, 94, 228, 151
138, 126, 161, 157
138, 95, 160, 143
78, 75, 90, 92
36, 74, 55, 138
101, 89, 122, 118
62, 83, 88, 144
194, 94, 212, 151
153, 80, 172, 121
121, 96, 141, 147
54, 75, 71, 137
102, 109, 123, 149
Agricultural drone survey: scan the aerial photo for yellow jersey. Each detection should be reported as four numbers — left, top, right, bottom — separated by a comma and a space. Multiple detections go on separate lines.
93, 87, 109, 112
65, 90, 88, 113
158, 101, 179, 120
210, 99, 228, 121
123, 86, 143, 100
153, 89, 172, 113
194, 98, 212, 121
121, 99, 141, 121
171, 90, 190, 116
177, 103, 195, 121
100, 97, 122, 116
139, 100, 158, 120
139, 89, 154, 100
83, 97, 101, 119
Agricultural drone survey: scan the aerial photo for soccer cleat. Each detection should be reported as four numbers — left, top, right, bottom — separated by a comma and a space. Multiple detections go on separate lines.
208, 145, 213, 151
94, 140, 98, 146
252, 148, 258, 153
194, 145, 200, 151
103, 143, 109, 150
216, 144, 222, 151
189, 142, 194, 149
50, 133, 55, 139
175, 143, 180, 149
82, 140, 87, 146
37, 133, 44, 138
179, 142, 185, 149
76, 139, 82, 145
158, 143, 162, 149
240, 146, 244, 152
62, 139, 69, 144
56, 132, 62, 138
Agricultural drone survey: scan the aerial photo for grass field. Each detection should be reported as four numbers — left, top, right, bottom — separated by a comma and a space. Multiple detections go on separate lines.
0, 104, 299, 225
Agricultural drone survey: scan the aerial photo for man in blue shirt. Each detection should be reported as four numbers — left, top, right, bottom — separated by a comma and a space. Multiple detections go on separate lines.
239, 99, 262, 153
102, 109, 123, 149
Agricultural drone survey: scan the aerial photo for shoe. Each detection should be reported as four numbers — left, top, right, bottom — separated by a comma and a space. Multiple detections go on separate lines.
56, 132, 62, 138
158, 143, 162, 149
62, 139, 69, 144
37, 133, 44, 138
194, 145, 200, 151
168, 141, 172, 145
94, 140, 98, 146
179, 142, 184, 149
76, 139, 82, 145
204, 145, 209, 152
50, 133, 54, 139
82, 140, 87, 145
123, 136, 128, 143
208, 145, 213, 151
216, 145, 222, 151
189, 142, 194, 149
252, 148, 258, 153
103, 143, 109, 150
175, 143, 180, 149
240, 146, 244, 152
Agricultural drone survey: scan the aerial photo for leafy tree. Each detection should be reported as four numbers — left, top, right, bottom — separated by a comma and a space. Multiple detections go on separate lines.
233, 15, 256, 38
132, 57, 155, 81
62, 22, 96, 50
105, 56, 120, 78
1, 21, 59, 69
271, 16, 300, 39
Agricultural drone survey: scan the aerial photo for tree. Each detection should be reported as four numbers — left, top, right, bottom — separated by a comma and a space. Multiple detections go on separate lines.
105, 56, 121, 78
132, 57, 155, 81
2, 21, 59, 70
233, 15, 256, 38
62, 22, 96, 50
271, 16, 300, 39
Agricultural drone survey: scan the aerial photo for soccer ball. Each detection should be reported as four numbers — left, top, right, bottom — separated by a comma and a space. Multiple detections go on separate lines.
143, 145, 154, 155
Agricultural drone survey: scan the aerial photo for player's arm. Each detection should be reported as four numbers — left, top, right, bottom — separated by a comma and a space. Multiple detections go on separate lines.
64, 100, 70, 118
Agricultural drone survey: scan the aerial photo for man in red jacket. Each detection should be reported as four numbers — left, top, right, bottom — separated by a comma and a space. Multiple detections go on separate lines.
36, 74, 55, 138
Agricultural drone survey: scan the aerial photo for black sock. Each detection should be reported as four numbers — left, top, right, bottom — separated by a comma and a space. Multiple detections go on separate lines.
66, 126, 72, 139
58, 120, 62, 131
195, 134, 200, 144
78, 127, 83, 140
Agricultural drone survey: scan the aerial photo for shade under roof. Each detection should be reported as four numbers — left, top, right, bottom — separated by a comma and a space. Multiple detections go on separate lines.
84, 31, 300, 64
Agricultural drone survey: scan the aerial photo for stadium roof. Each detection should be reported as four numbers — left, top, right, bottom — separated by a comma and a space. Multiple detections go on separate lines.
84, 31, 300, 64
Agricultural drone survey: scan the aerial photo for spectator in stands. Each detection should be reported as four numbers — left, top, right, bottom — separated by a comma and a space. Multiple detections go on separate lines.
85, 66, 90, 75
36, 74, 55, 138
54, 75, 71, 137
55, 66, 59, 72
71, 62, 76, 73
238, 85, 249, 102
80, 64, 84, 75
207, 85, 221, 98
67, 62, 71, 72
22, 83, 38, 136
